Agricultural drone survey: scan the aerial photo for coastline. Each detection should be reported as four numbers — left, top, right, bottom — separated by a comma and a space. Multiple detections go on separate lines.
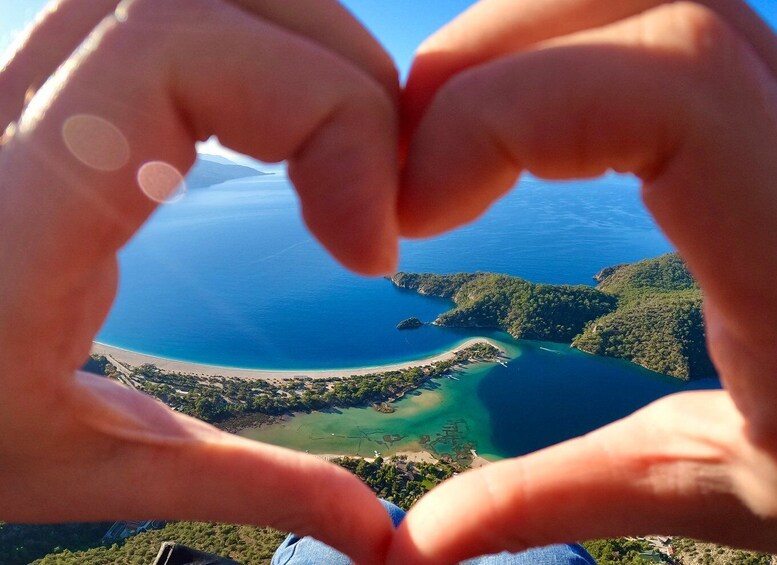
313, 451, 439, 464
312, 450, 492, 468
91, 337, 502, 382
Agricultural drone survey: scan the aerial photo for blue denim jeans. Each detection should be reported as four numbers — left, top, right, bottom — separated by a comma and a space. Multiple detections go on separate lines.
271, 500, 597, 564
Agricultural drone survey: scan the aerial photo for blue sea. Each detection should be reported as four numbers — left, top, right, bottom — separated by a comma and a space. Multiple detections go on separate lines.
100, 169, 720, 458
99, 171, 673, 369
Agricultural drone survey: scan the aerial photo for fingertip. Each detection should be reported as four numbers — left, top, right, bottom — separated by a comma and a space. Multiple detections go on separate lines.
401, 66, 524, 240
386, 531, 422, 565
396, 199, 447, 240
402, 52, 442, 142
398, 146, 518, 241
364, 212, 400, 277
387, 518, 440, 565
387, 475, 502, 565
315, 462, 396, 564
343, 234, 399, 278
188, 441, 395, 564
290, 132, 400, 277
302, 200, 399, 277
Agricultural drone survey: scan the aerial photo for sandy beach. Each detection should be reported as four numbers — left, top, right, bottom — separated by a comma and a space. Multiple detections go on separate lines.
313, 450, 441, 464
313, 450, 492, 468
92, 337, 502, 381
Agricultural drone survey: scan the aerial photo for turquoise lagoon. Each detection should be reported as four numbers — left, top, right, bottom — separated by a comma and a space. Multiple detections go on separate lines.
240, 338, 718, 460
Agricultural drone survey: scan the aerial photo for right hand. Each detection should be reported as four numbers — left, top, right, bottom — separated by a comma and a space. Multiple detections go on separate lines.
390, 1, 777, 563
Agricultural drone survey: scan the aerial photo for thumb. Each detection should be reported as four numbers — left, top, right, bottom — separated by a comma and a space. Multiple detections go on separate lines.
0, 372, 394, 565
387, 391, 777, 564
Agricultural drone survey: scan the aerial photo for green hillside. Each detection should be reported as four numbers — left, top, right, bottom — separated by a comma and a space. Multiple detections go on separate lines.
393, 273, 617, 342
392, 253, 716, 380
573, 254, 714, 380
572, 292, 712, 380
594, 253, 697, 299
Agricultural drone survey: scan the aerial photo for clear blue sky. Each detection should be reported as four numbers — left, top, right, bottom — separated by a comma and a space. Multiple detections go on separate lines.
1, 0, 775, 77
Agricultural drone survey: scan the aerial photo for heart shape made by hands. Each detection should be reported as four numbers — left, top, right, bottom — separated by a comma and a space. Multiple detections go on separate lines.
0, 1, 776, 563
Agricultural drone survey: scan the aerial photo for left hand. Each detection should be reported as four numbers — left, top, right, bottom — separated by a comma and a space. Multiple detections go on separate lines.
389, 0, 777, 563
0, 1, 401, 563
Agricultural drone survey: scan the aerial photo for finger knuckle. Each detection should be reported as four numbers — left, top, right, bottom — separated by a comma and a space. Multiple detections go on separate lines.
96, 0, 227, 95
639, 2, 775, 135
113, 0, 221, 52
312, 73, 396, 170
98, 0, 171, 61
669, 2, 732, 48
434, 70, 481, 120
339, 72, 395, 126
426, 69, 490, 150
118, 0, 215, 26
651, 2, 747, 78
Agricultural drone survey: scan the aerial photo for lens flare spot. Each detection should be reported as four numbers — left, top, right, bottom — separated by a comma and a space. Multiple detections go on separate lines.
62, 114, 130, 171
114, 1, 130, 22
1, 122, 17, 146
137, 161, 186, 204
24, 86, 37, 106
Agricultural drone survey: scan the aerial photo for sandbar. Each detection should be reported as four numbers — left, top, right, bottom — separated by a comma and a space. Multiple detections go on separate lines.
91, 337, 502, 382
311, 450, 440, 464
314, 450, 492, 468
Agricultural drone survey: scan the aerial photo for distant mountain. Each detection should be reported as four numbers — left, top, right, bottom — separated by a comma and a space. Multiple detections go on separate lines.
196, 153, 238, 166
392, 253, 716, 381
186, 154, 271, 189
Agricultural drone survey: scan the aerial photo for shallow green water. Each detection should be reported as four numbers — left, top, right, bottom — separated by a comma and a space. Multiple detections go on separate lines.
240, 338, 516, 459
240, 335, 719, 460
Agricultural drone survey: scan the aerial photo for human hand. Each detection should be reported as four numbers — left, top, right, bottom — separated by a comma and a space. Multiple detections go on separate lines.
0, 0, 401, 562
390, 0, 777, 562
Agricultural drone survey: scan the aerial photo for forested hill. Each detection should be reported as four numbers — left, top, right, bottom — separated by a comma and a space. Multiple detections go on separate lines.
391, 253, 716, 381
573, 253, 715, 380
593, 253, 697, 297
392, 272, 618, 342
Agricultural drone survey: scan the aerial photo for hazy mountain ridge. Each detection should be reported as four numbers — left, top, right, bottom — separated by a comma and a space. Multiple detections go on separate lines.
186, 154, 271, 189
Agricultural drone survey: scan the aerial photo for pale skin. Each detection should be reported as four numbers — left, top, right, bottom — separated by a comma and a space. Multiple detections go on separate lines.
0, 1, 775, 565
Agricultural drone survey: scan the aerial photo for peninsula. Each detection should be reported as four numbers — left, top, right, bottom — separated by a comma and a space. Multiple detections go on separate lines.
91, 338, 497, 381
392, 253, 715, 381
87, 339, 503, 430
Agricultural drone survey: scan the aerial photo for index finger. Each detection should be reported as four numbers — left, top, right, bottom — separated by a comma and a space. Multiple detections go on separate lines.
403, 0, 777, 131
1, 0, 398, 132
232, 0, 399, 98
0, 0, 398, 391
